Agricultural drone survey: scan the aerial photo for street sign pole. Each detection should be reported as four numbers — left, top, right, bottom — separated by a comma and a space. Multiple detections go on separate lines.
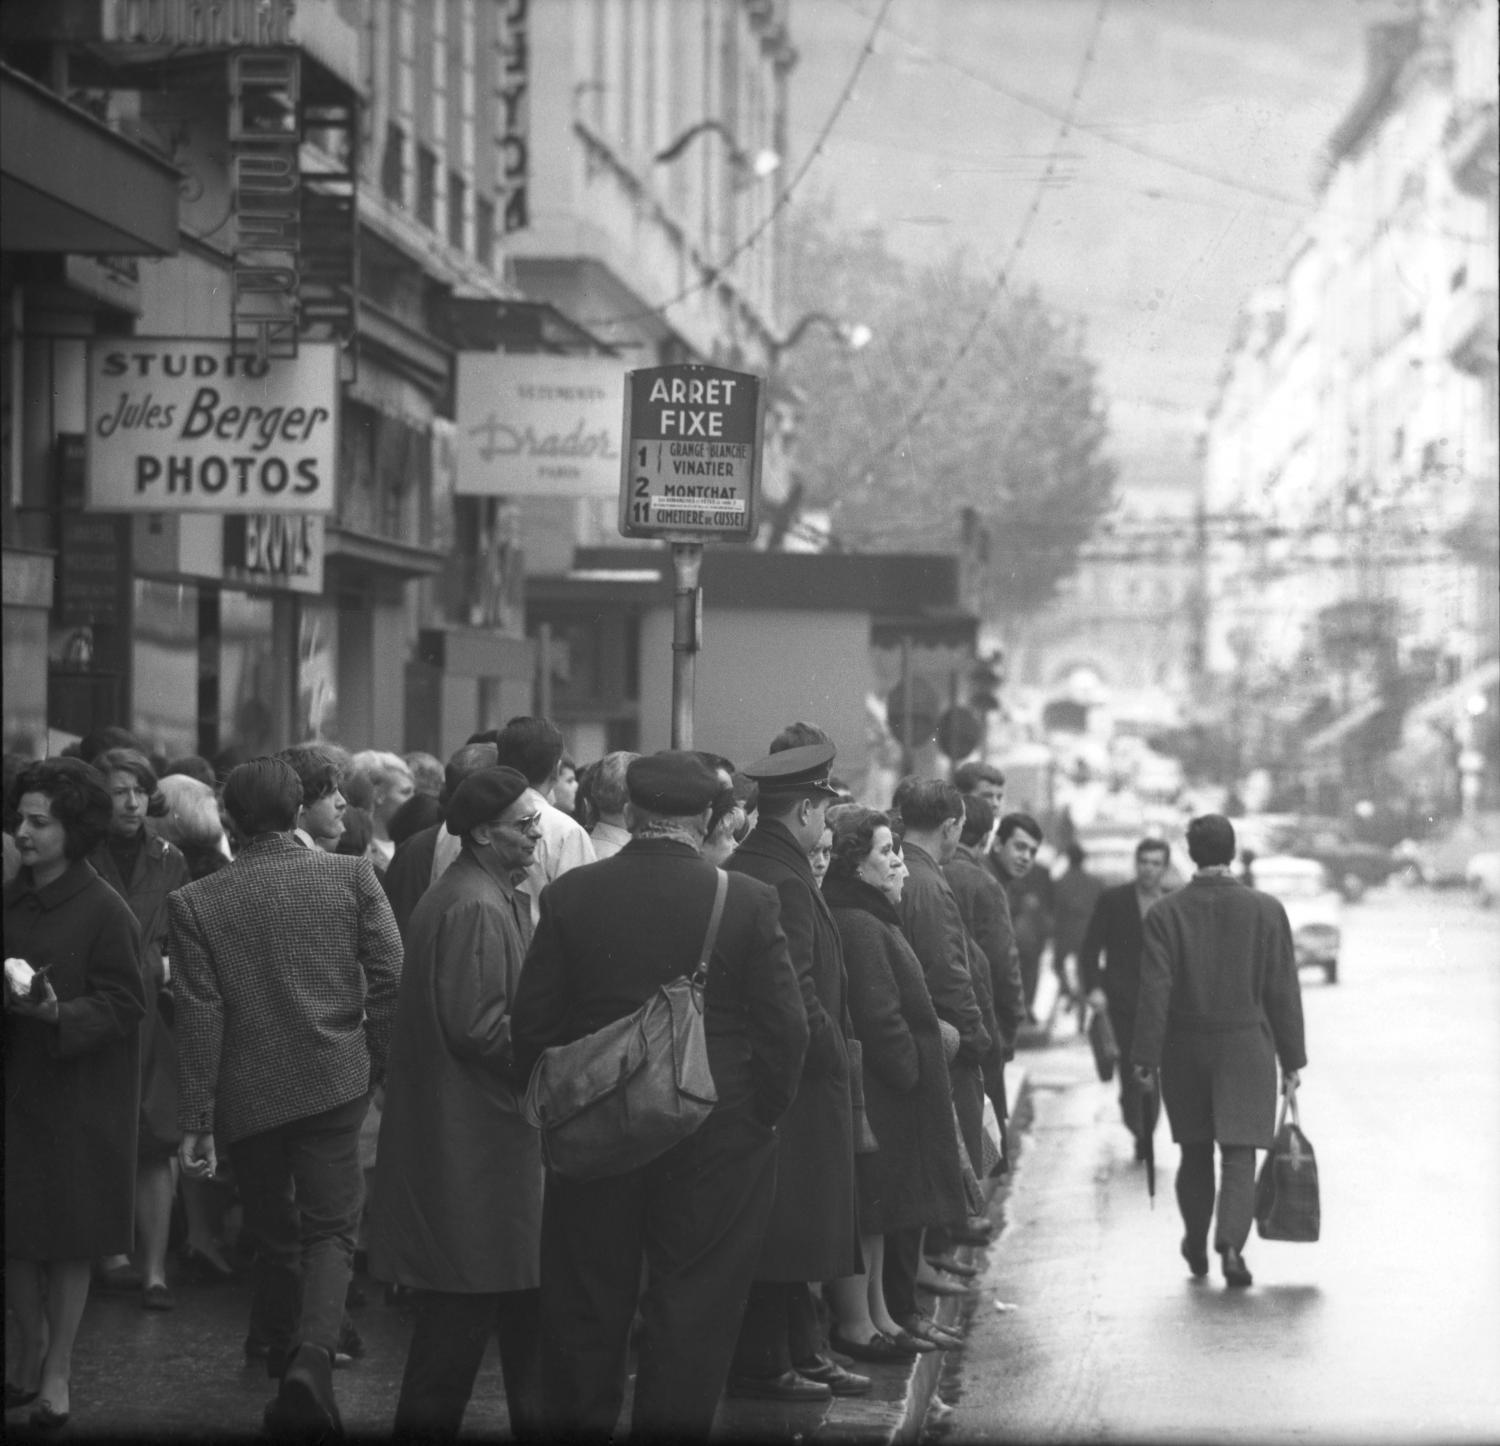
618, 363, 763, 751
670, 541, 703, 748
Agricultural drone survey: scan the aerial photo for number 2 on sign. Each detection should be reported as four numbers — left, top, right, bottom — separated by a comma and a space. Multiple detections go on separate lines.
633, 476, 649, 499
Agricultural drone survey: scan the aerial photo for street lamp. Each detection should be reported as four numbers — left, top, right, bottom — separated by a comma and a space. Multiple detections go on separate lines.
654, 119, 781, 185
767, 311, 873, 359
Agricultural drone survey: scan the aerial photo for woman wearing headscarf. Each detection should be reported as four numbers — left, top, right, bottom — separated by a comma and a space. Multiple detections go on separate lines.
5, 757, 147, 1427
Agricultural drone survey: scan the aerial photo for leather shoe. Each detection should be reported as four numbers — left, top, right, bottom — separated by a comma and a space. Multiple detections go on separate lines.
889, 1328, 937, 1355
142, 1283, 176, 1311
1219, 1246, 1253, 1288
30, 1400, 69, 1431
1181, 1235, 1210, 1278
828, 1329, 918, 1364
792, 1355, 872, 1396
947, 1220, 995, 1246
269, 1343, 342, 1434
898, 1312, 963, 1349
724, 1370, 831, 1403
915, 1268, 973, 1297
925, 1252, 980, 1277
5, 1384, 39, 1411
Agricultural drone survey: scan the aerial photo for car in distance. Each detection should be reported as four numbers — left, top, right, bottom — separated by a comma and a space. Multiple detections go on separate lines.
1252, 854, 1343, 985
1275, 817, 1401, 902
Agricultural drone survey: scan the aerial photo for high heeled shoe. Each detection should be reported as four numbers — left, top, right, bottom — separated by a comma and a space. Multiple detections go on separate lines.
5, 1383, 39, 1411
30, 1398, 69, 1430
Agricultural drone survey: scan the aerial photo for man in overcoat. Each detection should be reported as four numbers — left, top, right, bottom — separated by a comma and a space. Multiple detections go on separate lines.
170, 757, 402, 1435
725, 740, 863, 1402
1131, 814, 1307, 1288
370, 767, 546, 1440
510, 752, 809, 1441
1080, 836, 1173, 1157
997, 812, 1053, 1021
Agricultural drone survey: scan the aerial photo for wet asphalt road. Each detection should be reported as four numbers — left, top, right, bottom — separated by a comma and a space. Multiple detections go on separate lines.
933, 886, 1500, 1445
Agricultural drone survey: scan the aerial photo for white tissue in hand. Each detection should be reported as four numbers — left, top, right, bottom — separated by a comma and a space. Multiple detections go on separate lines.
5, 957, 35, 996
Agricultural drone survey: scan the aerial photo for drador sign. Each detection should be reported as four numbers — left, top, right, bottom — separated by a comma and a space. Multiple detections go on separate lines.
618, 364, 763, 541
85, 339, 338, 514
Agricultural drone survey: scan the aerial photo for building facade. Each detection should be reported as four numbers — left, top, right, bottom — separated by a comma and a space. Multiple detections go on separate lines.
1199, 0, 1498, 817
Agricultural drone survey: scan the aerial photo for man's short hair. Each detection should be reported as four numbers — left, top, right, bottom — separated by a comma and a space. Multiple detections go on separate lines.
496, 716, 564, 786
953, 760, 1006, 794
1136, 836, 1171, 863
1187, 814, 1236, 868
998, 811, 1043, 846
958, 792, 995, 847
591, 750, 640, 817
442, 742, 499, 804
892, 776, 963, 832
223, 758, 302, 836
277, 743, 348, 804
769, 721, 831, 754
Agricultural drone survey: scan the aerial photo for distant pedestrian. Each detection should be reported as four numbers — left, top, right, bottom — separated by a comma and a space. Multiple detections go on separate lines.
1080, 837, 1174, 1159
1053, 842, 1106, 1022
1131, 815, 1307, 1289
170, 758, 402, 1435
586, 750, 639, 860
510, 751, 808, 1440
372, 768, 546, 1441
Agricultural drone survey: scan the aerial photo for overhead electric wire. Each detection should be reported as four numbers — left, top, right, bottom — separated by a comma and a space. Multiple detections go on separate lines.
852, 0, 1112, 475
577, 0, 896, 332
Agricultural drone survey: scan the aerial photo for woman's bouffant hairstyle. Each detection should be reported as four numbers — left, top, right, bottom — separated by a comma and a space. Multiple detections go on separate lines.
152, 773, 227, 855
10, 757, 115, 860
222, 758, 303, 837
94, 746, 164, 817
827, 806, 892, 880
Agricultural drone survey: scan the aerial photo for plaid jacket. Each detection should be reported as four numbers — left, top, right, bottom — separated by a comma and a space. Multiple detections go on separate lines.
168, 833, 403, 1144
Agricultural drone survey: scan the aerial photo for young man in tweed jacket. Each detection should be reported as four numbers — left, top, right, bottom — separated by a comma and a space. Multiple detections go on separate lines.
169, 757, 403, 1437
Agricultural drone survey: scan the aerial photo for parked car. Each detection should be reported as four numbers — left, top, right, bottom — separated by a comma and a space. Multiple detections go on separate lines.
1275, 817, 1401, 902
1402, 813, 1500, 888
1466, 851, 1500, 908
1253, 854, 1343, 985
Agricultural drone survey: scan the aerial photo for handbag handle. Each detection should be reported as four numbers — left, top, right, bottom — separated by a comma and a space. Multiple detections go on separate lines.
690, 869, 729, 990
1275, 1075, 1300, 1134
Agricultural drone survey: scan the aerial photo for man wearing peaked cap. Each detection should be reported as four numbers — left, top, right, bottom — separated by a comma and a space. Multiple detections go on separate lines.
510, 748, 809, 1439
725, 730, 865, 1401
369, 764, 547, 1439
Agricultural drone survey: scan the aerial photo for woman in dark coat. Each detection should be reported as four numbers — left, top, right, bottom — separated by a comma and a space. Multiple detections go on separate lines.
822, 807, 969, 1362
89, 747, 192, 1309
5, 757, 147, 1427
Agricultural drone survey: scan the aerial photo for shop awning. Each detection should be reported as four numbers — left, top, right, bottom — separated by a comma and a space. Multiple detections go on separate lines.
1, 64, 180, 255
1301, 696, 1385, 754
1406, 658, 1500, 727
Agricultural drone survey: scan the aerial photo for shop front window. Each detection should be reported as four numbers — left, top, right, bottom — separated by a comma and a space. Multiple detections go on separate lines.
299, 598, 340, 742
220, 591, 280, 759
132, 579, 199, 762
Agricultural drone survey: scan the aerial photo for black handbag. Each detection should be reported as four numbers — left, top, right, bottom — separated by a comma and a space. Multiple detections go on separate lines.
522, 870, 726, 1181
1255, 1083, 1320, 1242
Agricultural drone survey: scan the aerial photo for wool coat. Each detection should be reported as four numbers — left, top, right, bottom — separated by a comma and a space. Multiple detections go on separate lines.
369, 850, 543, 1294
1132, 872, 1308, 1147
5, 860, 146, 1259
1078, 882, 1155, 1020
725, 819, 861, 1282
899, 843, 991, 1064
168, 833, 403, 1145
824, 875, 969, 1236
92, 833, 190, 1154
381, 822, 441, 941
946, 844, 1025, 1057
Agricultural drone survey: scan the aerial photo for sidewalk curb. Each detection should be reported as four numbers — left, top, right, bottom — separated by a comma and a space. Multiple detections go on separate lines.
814, 1062, 1034, 1445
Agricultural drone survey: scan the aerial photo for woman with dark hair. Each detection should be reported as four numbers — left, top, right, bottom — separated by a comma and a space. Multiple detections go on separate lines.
5, 757, 147, 1428
820, 806, 970, 1360
89, 748, 194, 1308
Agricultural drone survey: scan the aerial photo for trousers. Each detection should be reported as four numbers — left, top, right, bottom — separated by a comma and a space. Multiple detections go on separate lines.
229, 1093, 368, 1360
882, 1225, 922, 1322
730, 1280, 824, 1378
1176, 1141, 1256, 1253
394, 1287, 542, 1441
539, 1103, 777, 1441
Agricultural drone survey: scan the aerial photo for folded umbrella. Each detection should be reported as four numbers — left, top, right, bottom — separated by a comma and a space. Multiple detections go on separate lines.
1140, 1069, 1161, 1204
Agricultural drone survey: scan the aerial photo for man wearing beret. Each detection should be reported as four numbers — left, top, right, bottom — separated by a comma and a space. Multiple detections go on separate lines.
369, 767, 548, 1439
511, 751, 808, 1441
725, 732, 865, 1402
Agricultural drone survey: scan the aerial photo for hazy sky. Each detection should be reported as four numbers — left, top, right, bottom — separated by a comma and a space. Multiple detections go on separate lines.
786, 0, 1401, 509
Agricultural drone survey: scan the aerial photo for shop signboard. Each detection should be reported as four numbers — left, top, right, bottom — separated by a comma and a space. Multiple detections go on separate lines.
618, 364, 762, 541
223, 514, 325, 594
86, 339, 339, 514
455, 353, 623, 498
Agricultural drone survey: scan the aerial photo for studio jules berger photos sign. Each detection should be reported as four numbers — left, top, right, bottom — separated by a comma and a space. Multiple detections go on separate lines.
85, 339, 338, 514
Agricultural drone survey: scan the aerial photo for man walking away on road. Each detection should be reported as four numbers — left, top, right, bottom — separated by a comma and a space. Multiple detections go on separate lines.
371, 768, 547, 1441
1080, 837, 1173, 1160
170, 758, 402, 1437
1131, 815, 1306, 1289
1053, 843, 1106, 1027
511, 752, 809, 1441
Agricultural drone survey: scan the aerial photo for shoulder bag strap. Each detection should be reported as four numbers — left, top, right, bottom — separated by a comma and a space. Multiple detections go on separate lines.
690, 869, 729, 989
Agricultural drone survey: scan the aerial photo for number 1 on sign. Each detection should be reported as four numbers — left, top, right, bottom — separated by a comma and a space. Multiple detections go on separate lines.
638, 446, 648, 467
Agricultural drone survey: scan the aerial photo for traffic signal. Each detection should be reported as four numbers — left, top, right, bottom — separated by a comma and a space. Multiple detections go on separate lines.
968, 650, 1005, 714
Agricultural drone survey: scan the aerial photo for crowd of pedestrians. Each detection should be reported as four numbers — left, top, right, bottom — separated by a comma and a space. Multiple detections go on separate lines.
3, 715, 1112, 1439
